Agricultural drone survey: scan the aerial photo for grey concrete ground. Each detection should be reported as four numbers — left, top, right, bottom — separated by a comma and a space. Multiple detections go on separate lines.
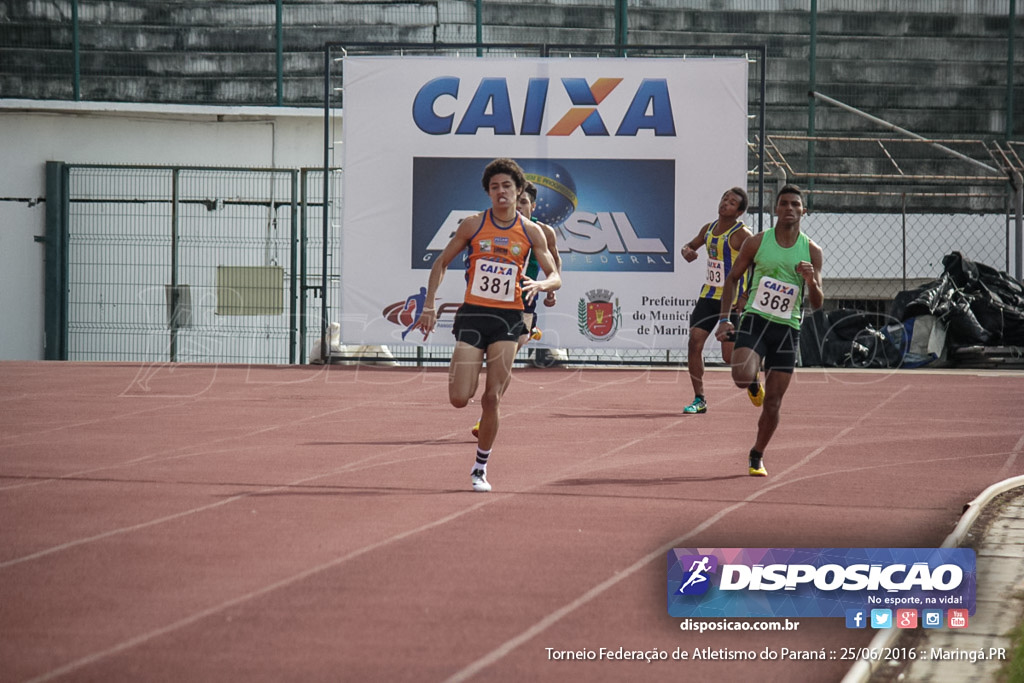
848, 481, 1024, 683
898, 491, 1024, 682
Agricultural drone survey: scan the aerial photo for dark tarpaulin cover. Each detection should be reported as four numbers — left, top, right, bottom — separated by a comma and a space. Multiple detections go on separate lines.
800, 252, 1024, 367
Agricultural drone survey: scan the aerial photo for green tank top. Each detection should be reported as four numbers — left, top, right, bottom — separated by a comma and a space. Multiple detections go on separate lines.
521, 217, 541, 307
743, 228, 811, 329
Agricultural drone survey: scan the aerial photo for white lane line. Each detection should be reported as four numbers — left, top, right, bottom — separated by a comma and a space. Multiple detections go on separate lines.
442, 385, 910, 683
19, 374, 647, 679
25, 497, 499, 683
998, 431, 1024, 479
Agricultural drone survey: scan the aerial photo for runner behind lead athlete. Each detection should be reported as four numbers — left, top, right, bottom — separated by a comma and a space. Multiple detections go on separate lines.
714, 184, 824, 477
414, 158, 560, 492
679, 187, 752, 414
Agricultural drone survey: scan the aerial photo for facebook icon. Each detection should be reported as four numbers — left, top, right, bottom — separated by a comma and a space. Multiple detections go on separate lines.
845, 609, 867, 629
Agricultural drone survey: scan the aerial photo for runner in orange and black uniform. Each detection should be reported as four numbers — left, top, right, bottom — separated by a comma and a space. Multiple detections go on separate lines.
470, 179, 562, 439
415, 158, 560, 493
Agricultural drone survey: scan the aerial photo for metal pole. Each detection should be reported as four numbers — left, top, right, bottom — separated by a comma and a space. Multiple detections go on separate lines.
807, 0, 817, 209
758, 45, 767, 232
615, 0, 628, 56
289, 170, 298, 363
276, 0, 284, 106
476, 0, 483, 57
72, 0, 80, 100
812, 91, 1004, 176
299, 169, 308, 364
170, 169, 180, 363
1014, 172, 1023, 282
321, 47, 331, 364
44, 162, 68, 360
1007, 0, 1017, 140
901, 193, 907, 291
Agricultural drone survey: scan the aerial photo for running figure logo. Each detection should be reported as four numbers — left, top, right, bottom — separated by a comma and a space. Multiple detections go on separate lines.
676, 554, 718, 595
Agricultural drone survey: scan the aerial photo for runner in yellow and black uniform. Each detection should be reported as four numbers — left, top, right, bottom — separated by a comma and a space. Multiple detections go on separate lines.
680, 187, 753, 414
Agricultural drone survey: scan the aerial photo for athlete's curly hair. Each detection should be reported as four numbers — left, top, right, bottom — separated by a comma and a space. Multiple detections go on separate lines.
481, 157, 525, 193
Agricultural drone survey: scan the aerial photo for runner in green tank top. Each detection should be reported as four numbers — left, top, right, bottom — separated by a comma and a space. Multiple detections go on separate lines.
517, 181, 560, 346
743, 226, 811, 329
714, 185, 824, 477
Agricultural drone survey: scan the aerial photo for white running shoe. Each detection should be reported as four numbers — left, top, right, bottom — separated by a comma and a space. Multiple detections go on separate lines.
471, 468, 491, 492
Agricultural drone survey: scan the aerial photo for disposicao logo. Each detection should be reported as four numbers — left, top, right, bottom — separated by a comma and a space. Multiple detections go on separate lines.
412, 76, 676, 137
667, 548, 976, 620
675, 555, 718, 595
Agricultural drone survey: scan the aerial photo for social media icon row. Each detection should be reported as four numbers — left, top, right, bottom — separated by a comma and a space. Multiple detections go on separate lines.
845, 608, 968, 629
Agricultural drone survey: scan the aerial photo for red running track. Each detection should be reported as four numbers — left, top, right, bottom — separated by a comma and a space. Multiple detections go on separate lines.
1, 361, 1022, 682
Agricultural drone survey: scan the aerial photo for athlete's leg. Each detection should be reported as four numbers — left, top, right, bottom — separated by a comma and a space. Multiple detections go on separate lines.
753, 369, 794, 452
448, 341, 484, 408
731, 314, 765, 406
476, 339, 518, 451
687, 327, 710, 397
730, 346, 761, 389
720, 340, 735, 365
515, 312, 534, 353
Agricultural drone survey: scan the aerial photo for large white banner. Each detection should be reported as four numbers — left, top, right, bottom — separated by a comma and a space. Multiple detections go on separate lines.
340, 56, 748, 350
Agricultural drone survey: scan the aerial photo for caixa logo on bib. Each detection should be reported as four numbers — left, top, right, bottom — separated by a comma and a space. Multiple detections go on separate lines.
578, 289, 621, 341
667, 548, 976, 619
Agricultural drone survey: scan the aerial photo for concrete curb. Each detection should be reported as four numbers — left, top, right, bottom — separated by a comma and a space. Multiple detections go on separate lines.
840, 474, 1024, 683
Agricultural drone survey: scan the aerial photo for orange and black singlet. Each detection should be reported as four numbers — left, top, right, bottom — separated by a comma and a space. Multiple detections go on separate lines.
463, 209, 534, 310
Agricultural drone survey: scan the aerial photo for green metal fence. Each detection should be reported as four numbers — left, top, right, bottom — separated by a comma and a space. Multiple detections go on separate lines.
44, 162, 341, 364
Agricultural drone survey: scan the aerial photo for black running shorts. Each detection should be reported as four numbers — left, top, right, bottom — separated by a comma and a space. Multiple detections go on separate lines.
690, 297, 739, 340
452, 303, 526, 350
735, 313, 800, 373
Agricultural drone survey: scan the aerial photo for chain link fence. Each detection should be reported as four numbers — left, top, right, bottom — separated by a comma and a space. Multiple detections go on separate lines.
48, 156, 1019, 366
57, 164, 341, 364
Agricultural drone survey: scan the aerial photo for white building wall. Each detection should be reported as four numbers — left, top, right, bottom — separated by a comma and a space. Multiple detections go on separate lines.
0, 100, 325, 360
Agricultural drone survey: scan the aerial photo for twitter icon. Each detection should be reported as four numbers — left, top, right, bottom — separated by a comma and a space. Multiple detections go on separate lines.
871, 609, 893, 628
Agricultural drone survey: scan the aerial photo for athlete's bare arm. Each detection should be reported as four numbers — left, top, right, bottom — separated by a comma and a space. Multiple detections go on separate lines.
680, 222, 712, 263
715, 233, 764, 342
521, 218, 561, 303
797, 240, 825, 310
414, 213, 483, 336
730, 227, 755, 309
535, 221, 562, 306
